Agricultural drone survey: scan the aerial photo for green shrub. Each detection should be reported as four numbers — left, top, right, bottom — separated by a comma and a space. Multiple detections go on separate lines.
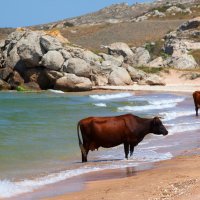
16, 86, 27, 92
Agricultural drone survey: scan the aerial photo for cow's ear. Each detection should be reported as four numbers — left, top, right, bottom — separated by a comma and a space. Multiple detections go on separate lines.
153, 117, 160, 125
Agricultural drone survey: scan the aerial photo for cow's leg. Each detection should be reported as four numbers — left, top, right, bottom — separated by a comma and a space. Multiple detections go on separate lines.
196, 107, 198, 116
81, 145, 89, 163
130, 144, 134, 157
82, 148, 89, 163
124, 143, 129, 159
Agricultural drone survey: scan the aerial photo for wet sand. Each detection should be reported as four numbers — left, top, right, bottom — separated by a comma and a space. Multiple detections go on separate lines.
45, 149, 200, 200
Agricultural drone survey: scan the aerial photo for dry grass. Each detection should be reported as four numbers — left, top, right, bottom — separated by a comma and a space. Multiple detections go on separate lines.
190, 50, 200, 66
60, 20, 185, 52
0, 28, 15, 40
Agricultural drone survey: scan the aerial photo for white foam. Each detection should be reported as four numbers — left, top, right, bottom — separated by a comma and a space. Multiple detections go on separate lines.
90, 93, 133, 100
118, 97, 185, 112
168, 122, 200, 135
160, 110, 194, 121
118, 103, 176, 112
48, 89, 65, 94
93, 103, 107, 107
0, 149, 172, 198
148, 97, 185, 106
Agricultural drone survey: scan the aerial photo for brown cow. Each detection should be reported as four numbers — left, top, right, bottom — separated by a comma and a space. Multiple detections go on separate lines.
77, 114, 168, 162
193, 91, 200, 116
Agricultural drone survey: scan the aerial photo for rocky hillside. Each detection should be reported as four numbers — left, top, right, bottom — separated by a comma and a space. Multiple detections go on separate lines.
0, 17, 200, 92
34, 0, 199, 29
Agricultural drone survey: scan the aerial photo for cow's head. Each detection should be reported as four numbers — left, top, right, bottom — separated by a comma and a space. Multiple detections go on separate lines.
151, 117, 168, 136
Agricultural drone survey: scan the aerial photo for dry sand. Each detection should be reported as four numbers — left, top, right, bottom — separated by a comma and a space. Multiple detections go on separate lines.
44, 69, 200, 200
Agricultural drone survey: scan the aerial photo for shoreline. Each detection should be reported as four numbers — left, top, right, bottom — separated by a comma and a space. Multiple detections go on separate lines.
45, 149, 200, 200
92, 83, 200, 93
3, 86, 199, 200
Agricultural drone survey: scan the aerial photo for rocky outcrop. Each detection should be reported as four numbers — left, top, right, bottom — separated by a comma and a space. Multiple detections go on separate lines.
108, 67, 132, 86
163, 17, 200, 69
54, 73, 92, 91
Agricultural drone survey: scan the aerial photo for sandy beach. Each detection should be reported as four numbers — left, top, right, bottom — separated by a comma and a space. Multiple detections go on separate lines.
46, 150, 200, 200
43, 70, 200, 200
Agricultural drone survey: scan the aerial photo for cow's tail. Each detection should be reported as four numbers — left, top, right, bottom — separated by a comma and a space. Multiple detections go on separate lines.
77, 121, 87, 157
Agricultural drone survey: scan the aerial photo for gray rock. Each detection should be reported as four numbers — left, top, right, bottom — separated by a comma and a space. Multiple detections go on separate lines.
126, 65, 147, 82
168, 54, 198, 69
132, 47, 151, 66
107, 42, 134, 58
99, 53, 124, 67
66, 58, 91, 78
40, 51, 64, 70
166, 6, 183, 13
81, 50, 101, 64
45, 70, 64, 84
108, 67, 132, 85
0, 67, 13, 81
0, 79, 11, 90
139, 74, 165, 86
16, 31, 44, 67
55, 73, 92, 91
40, 35, 63, 51
179, 17, 200, 31
147, 57, 164, 68
59, 49, 72, 60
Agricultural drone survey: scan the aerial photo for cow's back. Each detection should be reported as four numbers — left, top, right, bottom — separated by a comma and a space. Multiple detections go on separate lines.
79, 114, 137, 148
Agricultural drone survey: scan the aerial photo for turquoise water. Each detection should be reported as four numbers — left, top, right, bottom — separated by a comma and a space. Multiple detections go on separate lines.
0, 91, 133, 179
0, 90, 200, 199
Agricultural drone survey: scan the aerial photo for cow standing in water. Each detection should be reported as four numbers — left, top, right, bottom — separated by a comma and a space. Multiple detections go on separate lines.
77, 114, 168, 162
193, 91, 200, 116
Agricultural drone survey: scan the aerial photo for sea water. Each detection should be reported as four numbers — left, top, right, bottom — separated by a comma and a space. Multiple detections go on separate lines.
0, 90, 200, 198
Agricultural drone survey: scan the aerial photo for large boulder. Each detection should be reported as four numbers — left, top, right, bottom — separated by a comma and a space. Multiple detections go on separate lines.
66, 58, 91, 78
54, 73, 92, 91
40, 35, 63, 51
168, 54, 198, 69
81, 50, 101, 65
45, 70, 64, 85
0, 79, 11, 90
107, 42, 134, 59
138, 74, 165, 86
126, 65, 147, 82
40, 51, 64, 70
0, 67, 13, 81
99, 53, 124, 67
147, 57, 164, 68
132, 47, 151, 66
108, 67, 132, 85
179, 17, 200, 31
16, 31, 45, 67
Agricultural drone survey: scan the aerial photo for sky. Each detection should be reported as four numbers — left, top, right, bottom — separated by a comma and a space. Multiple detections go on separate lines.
0, 0, 150, 28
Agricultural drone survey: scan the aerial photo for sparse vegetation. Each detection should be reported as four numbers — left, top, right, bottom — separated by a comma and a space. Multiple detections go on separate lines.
137, 66, 164, 74
145, 40, 169, 60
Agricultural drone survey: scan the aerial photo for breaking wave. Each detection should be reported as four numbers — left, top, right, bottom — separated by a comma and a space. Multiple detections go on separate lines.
118, 97, 185, 112
90, 93, 133, 100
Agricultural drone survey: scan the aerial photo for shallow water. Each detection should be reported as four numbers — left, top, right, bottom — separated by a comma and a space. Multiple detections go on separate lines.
0, 90, 200, 198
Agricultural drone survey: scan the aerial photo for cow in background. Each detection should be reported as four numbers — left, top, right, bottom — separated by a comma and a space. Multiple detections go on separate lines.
193, 91, 200, 116
77, 114, 168, 162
